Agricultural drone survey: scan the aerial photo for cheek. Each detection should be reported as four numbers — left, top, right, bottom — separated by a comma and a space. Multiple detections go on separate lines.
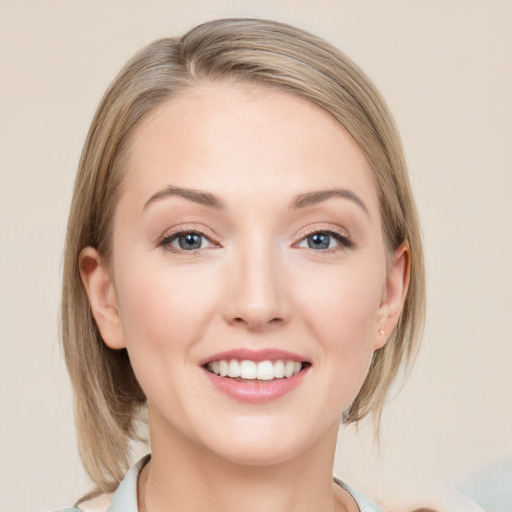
302, 259, 383, 326
295, 259, 384, 367
114, 257, 219, 361
112, 258, 224, 415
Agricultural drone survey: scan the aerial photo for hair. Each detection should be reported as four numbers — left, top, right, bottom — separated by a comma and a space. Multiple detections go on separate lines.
61, 17, 425, 494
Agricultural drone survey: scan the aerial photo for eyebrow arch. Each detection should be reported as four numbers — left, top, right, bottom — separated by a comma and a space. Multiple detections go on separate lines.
143, 185, 225, 210
290, 189, 369, 214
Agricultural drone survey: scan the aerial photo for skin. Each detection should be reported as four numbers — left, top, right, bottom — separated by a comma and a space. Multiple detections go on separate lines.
80, 83, 408, 512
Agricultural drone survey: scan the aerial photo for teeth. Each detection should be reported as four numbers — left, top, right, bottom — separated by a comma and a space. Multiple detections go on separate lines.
256, 360, 274, 380
284, 361, 295, 378
219, 360, 229, 377
228, 360, 240, 378
240, 360, 257, 379
274, 360, 285, 378
207, 359, 304, 380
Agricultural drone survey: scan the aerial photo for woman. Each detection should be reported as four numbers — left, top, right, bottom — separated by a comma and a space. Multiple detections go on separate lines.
59, 18, 425, 512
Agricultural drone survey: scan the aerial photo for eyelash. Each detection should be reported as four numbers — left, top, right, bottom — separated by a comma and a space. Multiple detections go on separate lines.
158, 227, 354, 255
295, 227, 354, 252
158, 228, 216, 255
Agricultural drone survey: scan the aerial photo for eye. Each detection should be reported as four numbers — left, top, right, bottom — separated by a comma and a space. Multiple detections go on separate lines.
161, 231, 215, 252
296, 230, 352, 251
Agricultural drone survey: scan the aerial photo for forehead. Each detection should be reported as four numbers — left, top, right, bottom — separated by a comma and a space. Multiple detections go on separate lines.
121, 83, 378, 215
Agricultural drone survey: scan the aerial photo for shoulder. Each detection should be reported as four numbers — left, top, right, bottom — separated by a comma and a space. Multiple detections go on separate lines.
51, 455, 148, 512
50, 492, 115, 512
334, 478, 383, 512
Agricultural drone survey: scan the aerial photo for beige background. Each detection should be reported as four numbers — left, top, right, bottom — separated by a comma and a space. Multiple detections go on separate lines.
1, 1, 511, 511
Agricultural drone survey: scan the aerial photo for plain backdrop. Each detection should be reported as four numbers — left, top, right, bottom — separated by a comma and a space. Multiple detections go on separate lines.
1, 2, 511, 511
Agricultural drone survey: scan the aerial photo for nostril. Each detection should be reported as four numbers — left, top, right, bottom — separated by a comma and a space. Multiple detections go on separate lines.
232, 316, 284, 327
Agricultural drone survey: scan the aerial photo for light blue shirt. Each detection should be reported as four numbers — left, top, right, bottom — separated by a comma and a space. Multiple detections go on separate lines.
55, 455, 382, 512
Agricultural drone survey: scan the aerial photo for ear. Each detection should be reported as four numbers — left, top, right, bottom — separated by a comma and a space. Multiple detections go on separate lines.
374, 243, 410, 350
79, 247, 126, 349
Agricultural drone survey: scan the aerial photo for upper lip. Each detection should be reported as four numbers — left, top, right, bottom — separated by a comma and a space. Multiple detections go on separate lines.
200, 348, 309, 366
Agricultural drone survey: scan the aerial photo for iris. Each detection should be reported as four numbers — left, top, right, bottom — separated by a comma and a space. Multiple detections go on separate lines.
307, 233, 331, 249
178, 233, 203, 250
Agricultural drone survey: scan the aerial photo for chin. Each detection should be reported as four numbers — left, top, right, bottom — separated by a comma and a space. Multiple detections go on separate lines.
197, 416, 332, 468
210, 439, 304, 467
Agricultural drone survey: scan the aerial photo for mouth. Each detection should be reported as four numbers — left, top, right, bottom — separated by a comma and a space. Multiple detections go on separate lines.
204, 359, 311, 382
200, 349, 312, 398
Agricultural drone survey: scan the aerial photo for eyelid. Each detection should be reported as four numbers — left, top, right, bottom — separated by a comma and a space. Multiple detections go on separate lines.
293, 224, 354, 251
157, 224, 220, 253
297, 224, 350, 239
156, 223, 353, 254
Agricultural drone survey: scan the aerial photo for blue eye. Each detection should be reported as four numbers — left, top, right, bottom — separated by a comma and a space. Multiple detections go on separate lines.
307, 233, 331, 249
176, 233, 203, 250
297, 231, 351, 251
162, 231, 215, 252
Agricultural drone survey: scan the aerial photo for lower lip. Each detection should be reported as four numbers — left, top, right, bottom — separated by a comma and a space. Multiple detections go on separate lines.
202, 367, 310, 404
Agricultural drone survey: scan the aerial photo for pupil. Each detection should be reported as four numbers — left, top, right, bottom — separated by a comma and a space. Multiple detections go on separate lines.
179, 233, 202, 250
308, 233, 330, 249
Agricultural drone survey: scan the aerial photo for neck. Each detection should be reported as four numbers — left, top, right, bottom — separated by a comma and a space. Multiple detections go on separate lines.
139, 412, 355, 512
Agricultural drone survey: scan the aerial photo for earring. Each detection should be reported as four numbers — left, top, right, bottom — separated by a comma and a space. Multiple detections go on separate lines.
378, 328, 385, 337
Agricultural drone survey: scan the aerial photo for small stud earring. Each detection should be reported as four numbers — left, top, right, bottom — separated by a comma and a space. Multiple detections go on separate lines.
379, 328, 385, 337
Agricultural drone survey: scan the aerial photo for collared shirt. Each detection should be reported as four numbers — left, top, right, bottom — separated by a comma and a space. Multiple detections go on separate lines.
54, 455, 382, 512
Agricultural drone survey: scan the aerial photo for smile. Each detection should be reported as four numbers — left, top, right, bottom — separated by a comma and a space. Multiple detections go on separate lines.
206, 359, 303, 381
201, 349, 311, 403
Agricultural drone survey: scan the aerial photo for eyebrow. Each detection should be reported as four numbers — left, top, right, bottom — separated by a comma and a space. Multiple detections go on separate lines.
143, 185, 368, 215
143, 185, 225, 210
290, 189, 369, 214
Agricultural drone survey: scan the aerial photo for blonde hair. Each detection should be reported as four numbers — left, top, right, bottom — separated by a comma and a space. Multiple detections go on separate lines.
61, 18, 425, 494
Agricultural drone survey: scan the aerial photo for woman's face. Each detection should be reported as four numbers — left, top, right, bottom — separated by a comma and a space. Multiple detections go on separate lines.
82, 83, 406, 466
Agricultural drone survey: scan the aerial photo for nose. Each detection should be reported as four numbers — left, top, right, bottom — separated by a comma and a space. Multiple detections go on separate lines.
221, 244, 291, 331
